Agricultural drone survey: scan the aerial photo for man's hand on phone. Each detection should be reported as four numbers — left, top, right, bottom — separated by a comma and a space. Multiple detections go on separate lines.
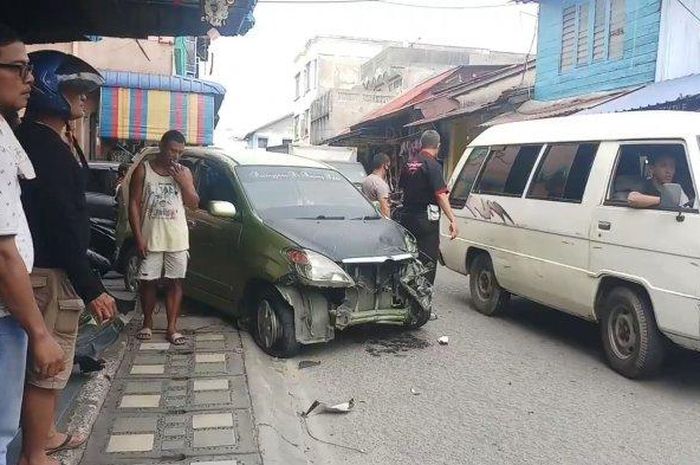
168, 163, 193, 187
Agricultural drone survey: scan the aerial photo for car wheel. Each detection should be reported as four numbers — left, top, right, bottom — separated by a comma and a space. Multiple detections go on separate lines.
405, 303, 431, 329
469, 253, 510, 316
601, 286, 665, 379
254, 287, 299, 358
123, 246, 141, 293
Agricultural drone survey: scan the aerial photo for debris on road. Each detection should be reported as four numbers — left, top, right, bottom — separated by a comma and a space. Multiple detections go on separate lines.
438, 336, 449, 345
410, 388, 421, 396
298, 360, 322, 370
303, 399, 355, 417
430, 312, 438, 321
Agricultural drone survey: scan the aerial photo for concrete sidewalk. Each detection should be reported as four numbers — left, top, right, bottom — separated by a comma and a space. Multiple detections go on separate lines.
77, 306, 262, 465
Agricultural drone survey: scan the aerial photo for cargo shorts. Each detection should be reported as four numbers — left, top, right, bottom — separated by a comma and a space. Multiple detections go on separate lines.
26, 268, 84, 390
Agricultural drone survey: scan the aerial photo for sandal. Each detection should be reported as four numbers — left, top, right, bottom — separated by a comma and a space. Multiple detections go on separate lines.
46, 432, 87, 455
166, 332, 187, 346
136, 327, 152, 340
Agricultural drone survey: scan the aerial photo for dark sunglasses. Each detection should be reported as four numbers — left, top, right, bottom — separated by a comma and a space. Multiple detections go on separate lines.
0, 62, 33, 81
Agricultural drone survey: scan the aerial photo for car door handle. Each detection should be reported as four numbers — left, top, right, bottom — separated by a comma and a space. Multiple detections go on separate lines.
598, 221, 611, 231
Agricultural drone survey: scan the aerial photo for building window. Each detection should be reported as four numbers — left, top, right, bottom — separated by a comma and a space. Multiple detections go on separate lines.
309, 60, 317, 90
295, 73, 301, 100
293, 115, 300, 140
257, 137, 268, 149
283, 139, 292, 146
304, 62, 311, 93
388, 77, 403, 91
562, 0, 625, 72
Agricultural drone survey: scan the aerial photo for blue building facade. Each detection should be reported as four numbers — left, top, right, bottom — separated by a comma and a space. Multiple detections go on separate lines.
534, 0, 662, 100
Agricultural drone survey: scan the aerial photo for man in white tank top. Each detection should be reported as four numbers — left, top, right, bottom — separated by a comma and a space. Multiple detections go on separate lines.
128, 130, 199, 345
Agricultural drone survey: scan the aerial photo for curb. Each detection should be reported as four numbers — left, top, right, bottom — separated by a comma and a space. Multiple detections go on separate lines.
241, 333, 309, 465
54, 313, 132, 465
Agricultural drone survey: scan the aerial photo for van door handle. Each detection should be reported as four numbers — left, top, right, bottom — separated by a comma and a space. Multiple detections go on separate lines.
598, 221, 611, 231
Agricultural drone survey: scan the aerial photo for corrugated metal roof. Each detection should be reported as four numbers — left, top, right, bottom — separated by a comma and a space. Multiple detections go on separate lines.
482, 89, 632, 126
100, 70, 226, 96
580, 73, 700, 114
351, 67, 461, 128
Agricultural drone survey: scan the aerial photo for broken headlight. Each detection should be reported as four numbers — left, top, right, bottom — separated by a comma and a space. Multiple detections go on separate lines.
286, 249, 355, 287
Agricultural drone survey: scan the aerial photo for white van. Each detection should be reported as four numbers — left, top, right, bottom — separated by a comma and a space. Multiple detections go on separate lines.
441, 111, 700, 378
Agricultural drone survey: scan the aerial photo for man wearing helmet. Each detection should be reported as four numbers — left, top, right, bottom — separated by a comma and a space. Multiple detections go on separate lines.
17, 50, 116, 465
0, 25, 65, 465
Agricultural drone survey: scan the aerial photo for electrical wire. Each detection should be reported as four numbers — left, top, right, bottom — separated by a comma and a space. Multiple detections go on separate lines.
257, 0, 515, 9
675, 0, 700, 25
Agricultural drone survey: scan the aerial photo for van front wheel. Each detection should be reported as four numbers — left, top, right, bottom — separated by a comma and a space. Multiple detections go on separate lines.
601, 286, 666, 379
253, 287, 300, 358
469, 254, 510, 316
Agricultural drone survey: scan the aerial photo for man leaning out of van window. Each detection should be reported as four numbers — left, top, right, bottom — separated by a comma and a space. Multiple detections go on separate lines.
627, 153, 693, 209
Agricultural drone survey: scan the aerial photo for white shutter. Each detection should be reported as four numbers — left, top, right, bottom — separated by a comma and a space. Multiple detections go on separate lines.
561, 5, 577, 71
577, 3, 591, 65
593, 0, 608, 61
609, 0, 625, 59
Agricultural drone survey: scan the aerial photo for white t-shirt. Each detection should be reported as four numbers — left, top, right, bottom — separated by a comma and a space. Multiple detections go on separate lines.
0, 114, 35, 319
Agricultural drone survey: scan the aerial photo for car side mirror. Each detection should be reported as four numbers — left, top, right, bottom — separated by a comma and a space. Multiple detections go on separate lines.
208, 201, 237, 219
660, 183, 682, 209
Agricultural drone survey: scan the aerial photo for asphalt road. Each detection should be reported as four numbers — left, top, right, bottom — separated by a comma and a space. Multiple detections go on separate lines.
257, 267, 700, 465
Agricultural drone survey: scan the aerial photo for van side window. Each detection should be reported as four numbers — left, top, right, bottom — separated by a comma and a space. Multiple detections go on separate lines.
475, 145, 542, 197
449, 147, 489, 208
527, 143, 598, 203
609, 143, 697, 210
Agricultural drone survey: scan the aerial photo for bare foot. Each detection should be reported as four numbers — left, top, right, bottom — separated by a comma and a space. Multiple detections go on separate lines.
18, 454, 60, 465
46, 432, 87, 454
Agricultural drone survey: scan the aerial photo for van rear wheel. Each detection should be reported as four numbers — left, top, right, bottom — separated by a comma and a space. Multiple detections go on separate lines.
600, 286, 666, 379
469, 253, 510, 316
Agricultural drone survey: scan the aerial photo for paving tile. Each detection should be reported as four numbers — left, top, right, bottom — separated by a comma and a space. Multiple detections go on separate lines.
162, 439, 185, 450
134, 354, 168, 365
193, 429, 236, 448
139, 342, 170, 351
125, 380, 163, 394
193, 461, 239, 465
195, 391, 232, 405
195, 353, 226, 363
163, 426, 187, 437
196, 340, 227, 350
195, 362, 226, 374
106, 434, 154, 452
195, 334, 225, 341
192, 413, 233, 429
119, 394, 161, 408
112, 417, 158, 434
130, 365, 165, 375
194, 379, 229, 392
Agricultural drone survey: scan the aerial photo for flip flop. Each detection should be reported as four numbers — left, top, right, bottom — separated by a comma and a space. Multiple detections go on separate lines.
46, 432, 87, 455
136, 327, 152, 340
167, 332, 187, 346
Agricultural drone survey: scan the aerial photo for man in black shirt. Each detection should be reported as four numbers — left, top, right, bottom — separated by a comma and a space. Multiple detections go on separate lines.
399, 130, 458, 284
628, 153, 692, 208
17, 51, 115, 465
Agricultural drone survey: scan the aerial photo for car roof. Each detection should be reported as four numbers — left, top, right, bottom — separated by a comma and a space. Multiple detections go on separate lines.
141, 146, 333, 169
471, 111, 700, 147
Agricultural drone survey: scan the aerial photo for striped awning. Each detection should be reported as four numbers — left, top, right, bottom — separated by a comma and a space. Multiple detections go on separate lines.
98, 71, 225, 145
100, 87, 215, 145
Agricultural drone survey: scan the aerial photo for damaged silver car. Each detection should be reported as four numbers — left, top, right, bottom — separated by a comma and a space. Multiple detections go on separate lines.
122, 148, 433, 357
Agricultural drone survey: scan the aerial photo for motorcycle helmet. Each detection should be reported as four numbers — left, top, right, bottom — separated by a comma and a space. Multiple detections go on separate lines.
27, 50, 104, 120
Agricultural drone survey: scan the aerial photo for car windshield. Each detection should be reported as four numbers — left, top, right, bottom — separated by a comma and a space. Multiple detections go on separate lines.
237, 166, 378, 220
325, 161, 367, 184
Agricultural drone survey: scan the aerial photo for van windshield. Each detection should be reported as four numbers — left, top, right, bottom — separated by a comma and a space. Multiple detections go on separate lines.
236, 166, 378, 220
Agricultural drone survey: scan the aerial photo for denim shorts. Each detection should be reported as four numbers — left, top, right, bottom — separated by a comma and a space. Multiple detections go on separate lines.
0, 316, 28, 465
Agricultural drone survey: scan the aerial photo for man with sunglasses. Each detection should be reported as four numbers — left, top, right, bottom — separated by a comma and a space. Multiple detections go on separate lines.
0, 24, 65, 465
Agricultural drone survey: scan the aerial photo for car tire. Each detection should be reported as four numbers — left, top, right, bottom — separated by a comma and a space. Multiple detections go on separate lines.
600, 286, 666, 379
122, 245, 141, 293
405, 304, 431, 329
253, 287, 300, 358
469, 253, 510, 316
